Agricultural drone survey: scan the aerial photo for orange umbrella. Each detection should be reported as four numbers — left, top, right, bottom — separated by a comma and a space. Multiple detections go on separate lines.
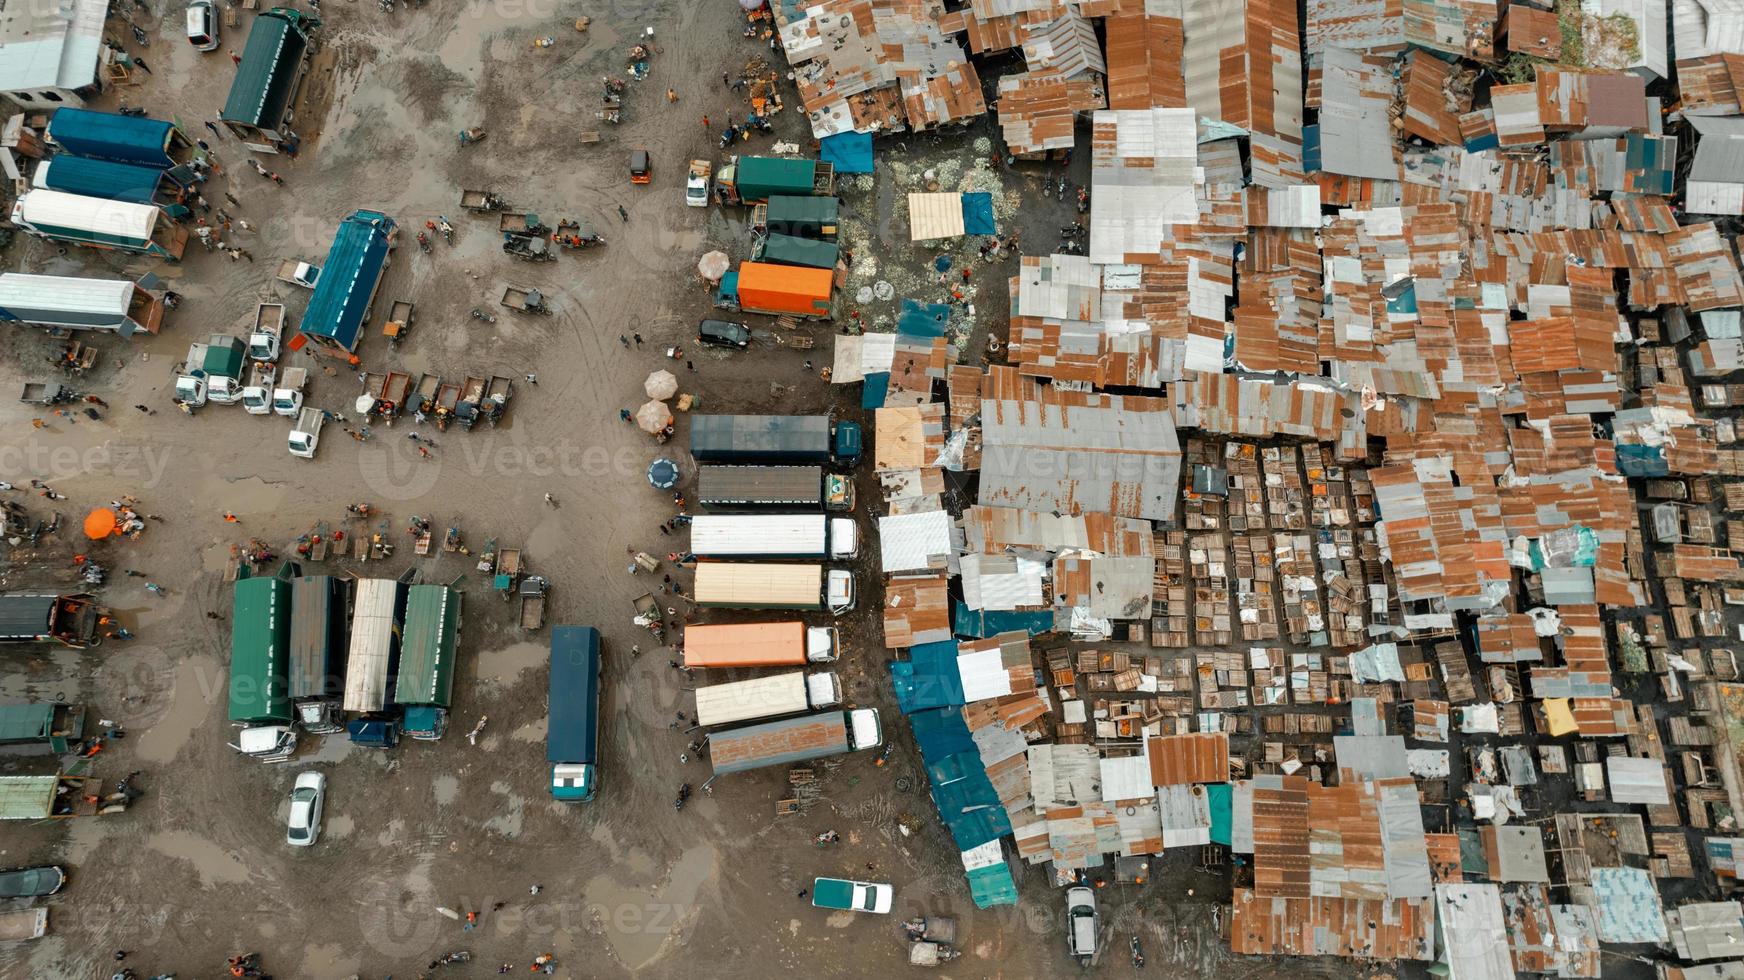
82, 508, 117, 540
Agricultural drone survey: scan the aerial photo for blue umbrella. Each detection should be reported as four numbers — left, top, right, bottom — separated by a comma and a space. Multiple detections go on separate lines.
933, 254, 953, 273
647, 458, 679, 489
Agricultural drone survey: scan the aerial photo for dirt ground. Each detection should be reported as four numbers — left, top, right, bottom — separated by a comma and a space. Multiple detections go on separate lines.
0, 2, 1266, 979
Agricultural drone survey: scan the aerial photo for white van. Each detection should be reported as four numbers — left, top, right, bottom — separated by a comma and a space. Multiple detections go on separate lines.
186, 0, 219, 51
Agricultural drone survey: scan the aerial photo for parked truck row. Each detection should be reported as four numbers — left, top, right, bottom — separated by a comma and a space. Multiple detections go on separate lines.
696, 464, 854, 511
689, 514, 858, 560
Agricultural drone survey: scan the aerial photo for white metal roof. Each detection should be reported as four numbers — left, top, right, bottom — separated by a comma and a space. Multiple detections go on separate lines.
17, 189, 156, 241
0, 273, 132, 315
1606, 756, 1671, 804
878, 510, 952, 574
1436, 884, 1514, 980
0, 0, 104, 94
1088, 108, 1198, 264
343, 579, 399, 712
690, 514, 827, 557
1098, 755, 1151, 803
956, 646, 1013, 702
907, 192, 965, 240
693, 671, 809, 727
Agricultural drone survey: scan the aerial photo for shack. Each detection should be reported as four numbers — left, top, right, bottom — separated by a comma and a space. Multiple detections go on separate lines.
393, 584, 461, 740
294, 209, 396, 358
0, 702, 85, 753
732, 262, 833, 318
46, 108, 191, 169
229, 573, 292, 724
220, 8, 318, 153
33, 156, 169, 204
0, 272, 167, 337
0, 592, 105, 648
0, 0, 110, 108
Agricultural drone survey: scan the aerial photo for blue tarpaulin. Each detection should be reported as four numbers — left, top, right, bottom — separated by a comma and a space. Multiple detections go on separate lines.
960, 193, 995, 235
954, 602, 1054, 639
819, 131, 874, 174
37, 156, 164, 204
861, 372, 889, 409
48, 109, 180, 169
898, 298, 951, 338
889, 642, 964, 714
297, 210, 396, 351
1206, 783, 1234, 845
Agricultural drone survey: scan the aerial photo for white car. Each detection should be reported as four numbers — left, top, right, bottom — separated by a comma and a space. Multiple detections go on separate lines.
1066, 886, 1098, 963
185, 0, 219, 51
285, 771, 325, 847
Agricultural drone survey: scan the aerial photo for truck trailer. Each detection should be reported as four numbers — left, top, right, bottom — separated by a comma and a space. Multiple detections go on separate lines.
287, 574, 348, 733
342, 578, 407, 717
689, 514, 858, 560
690, 415, 861, 466
394, 584, 461, 740
229, 571, 292, 724
716, 155, 835, 204
548, 625, 602, 801
708, 709, 882, 776
697, 464, 854, 511
692, 670, 842, 727
682, 621, 839, 668
692, 563, 855, 614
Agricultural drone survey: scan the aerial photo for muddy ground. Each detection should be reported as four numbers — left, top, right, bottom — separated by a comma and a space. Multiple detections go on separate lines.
0, 2, 1269, 978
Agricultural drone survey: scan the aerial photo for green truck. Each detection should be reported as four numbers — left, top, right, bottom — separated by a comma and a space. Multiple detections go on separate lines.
717, 155, 834, 204
757, 233, 839, 269
394, 584, 462, 740
229, 568, 292, 725
761, 196, 839, 241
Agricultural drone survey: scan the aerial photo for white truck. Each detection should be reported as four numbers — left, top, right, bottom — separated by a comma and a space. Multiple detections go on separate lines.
276, 259, 320, 289
247, 303, 285, 361
693, 670, 843, 728
289, 406, 324, 458
689, 514, 858, 560
692, 563, 856, 615
242, 365, 306, 416
686, 159, 712, 207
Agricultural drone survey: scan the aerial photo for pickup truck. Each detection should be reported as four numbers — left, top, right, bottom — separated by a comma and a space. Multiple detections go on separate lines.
812, 877, 893, 914
242, 365, 306, 416
0, 907, 47, 942
248, 303, 285, 361
19, 381, 65, 405
686, 159, 711, 207
174, 335, 246, 407
289, 406, 323, 458
276, 259, 320, 289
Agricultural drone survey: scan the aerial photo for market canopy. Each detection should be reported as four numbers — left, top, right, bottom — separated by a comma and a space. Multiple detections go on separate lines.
697, 250, 730, 282
647, 458, 679, 489
908, 192, 965, 240
644, 369, 678, 400
635, 399, 673, 434
82, 508, 117, 539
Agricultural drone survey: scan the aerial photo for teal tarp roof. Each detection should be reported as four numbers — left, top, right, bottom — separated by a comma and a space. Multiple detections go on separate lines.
961, 193, 995, 235
954, 602, 1055, 639
0, 704, 54, 742
1206, 783, 1233, 845
297, 210, 395, 349
47, 109, 177, 169
966, 861, 1018, 908
898, 298, 951, 338
221, 9, 314, 129
889, 641, 964, 715
819, 131, 874, 173
40, 156, 162, 204
861, 372, 889, 409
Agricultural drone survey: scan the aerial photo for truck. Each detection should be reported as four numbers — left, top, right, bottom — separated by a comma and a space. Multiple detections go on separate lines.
394, 584, 461, 740
288, 406, 324, 458
276, 259, 321, 289
692, 670, 842, 727
520, 576, 549, 631
248, 366, 306, 416
228, 569, 292, 726
716, 155, 835, 205
689, 514, 858, 560
0, 593, 107, 649
248, 303, 285, 361
692, 563, 855, 614
697, 465, 854, 511
548, 625, 602, 802
10, 191, 187, 260
288, 574, 349, 734
245, 360, 277, 396
686, 159, 712, 207
690, 415, 862, 466
343, 578, 408, 723
174, 334, 246, 406
0, 908, 48, 942
18, 381, 66, 405
811, 878, 893, 915
708, 708, 882, 776
682, 621, 839, 668
730, 261, 834, 318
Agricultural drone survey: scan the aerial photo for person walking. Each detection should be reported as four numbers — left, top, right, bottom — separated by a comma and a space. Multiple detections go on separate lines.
229, 50, 241, 66
666, 88, 678, 102
205, 120, 222, 139
701, 114, 710, 130
222, 512, 240, 523
686, 360, 694, 371
544, 493, 556, 507
619, 409, 632, 422
269, 172, 284, 186
633, 333, 643, 346
722, 71, 730, 87
617, 204, 629, 222
525, 373, 538, 385
145, 583, 166, 596
618, 334, 630, 348
133, 58, 152, 75
133, 404, 153, 414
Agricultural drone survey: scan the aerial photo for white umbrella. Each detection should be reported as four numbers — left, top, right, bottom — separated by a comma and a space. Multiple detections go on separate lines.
635, 399, 673, 434
644, 369, 678, 400
697, 250, 730, 282
355, 394, 376, 413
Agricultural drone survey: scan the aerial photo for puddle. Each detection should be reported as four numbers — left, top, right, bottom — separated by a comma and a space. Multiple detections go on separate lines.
433, 774, 459, 806
146, 829, 253, 887
136, 654, 219, 764
326, 814, 356, 839
483, 781, 525, 838
473, 640, 545, 684
583, 845, 717, 970
304, 734, 358, 764
511, 718, 546, 743
298, 943, 358, 979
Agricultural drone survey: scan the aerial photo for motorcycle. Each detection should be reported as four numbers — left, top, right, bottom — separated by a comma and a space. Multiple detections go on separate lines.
1076, 187, 1090, 214
1130, 935, 1144, 969
118, 105, 147, 118
416, 231, 431, 254
673, 783, 692, 811
130, 24, 149, 46
437, 215, 455, 245
430, 950, 471, 967
1057, 175, 1069, 199
378, 0, 393, 11
457, 127, 486, 147
470, 308, 497, 324
813, 830, 840, 846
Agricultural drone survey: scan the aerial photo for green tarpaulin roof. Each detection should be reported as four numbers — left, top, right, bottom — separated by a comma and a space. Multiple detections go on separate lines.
765, 195, 837, 225
394, 585, 459, 707
229, 577, 291, 723
221, 9, 313, 129
0, 704, 53, 742
761, 233, 838, 269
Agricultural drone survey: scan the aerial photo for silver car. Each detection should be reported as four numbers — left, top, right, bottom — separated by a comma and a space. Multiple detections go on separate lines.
285, 771, 325, 847
1066, 886, 1097, 964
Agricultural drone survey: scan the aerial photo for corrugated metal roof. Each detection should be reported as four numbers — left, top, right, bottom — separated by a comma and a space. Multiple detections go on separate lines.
1145, 732, 1228, 785
879, 509, 954, 574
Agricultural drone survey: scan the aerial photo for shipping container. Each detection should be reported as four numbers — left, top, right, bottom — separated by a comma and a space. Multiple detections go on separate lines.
763, 197, 839, 240
697, 464, 855, 511
682, 621, 838, 668
720, 156, 834, 203
691, 563, 855, 613
690, 415, 861, 465
709, 709, 881, 776
734, 262, 832, 317
33, 156, 168, 204
690, 514, 857, 559
0, 273, 166, 337
692, 670, 842, 727
11, 190, 187, 260
46, 108, 190, 169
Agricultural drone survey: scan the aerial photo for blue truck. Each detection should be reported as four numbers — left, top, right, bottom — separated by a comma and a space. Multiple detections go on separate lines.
548, 626, 601, 801
689, 415, 861, 466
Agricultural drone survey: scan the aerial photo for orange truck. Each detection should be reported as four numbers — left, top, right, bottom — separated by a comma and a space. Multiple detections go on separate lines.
734, 261, 832, 318
681, 621, 839, 668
